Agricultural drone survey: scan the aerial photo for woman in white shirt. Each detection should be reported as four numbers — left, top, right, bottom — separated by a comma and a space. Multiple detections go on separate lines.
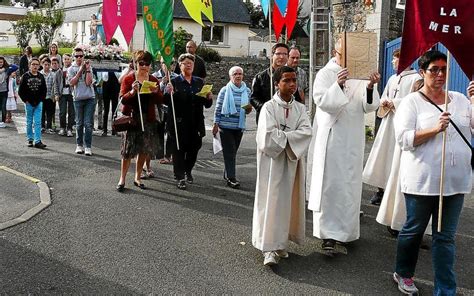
392, 50, 472, 296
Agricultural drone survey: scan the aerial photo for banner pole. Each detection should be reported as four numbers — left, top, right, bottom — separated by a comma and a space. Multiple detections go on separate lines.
437, 51, 451, 232
269, 3, 273, 100
132, 56, 145, 132
167, 70, 180, 151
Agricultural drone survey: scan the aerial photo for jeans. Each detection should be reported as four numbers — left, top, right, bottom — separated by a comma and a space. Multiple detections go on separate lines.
0, 91, 7, 122
220, 128, 243, 179
59, 94, 75, 130
74, 98, 95, 148
395, 193, 464, 296
41, 99, 55, 129
25, 102, 43, 144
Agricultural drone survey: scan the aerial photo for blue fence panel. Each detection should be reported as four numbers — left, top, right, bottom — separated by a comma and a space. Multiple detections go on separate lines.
382, 39, 470, 96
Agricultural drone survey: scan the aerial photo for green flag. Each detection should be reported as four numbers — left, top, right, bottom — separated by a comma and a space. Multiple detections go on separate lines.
142, 0, 175, 66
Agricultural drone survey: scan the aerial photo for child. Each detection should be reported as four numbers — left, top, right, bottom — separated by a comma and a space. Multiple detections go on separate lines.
6, 65, 19, 123
252, 66, 312, 266
89, 14, 98, 42
18, 57, 47, 149
40, 57, 55, 133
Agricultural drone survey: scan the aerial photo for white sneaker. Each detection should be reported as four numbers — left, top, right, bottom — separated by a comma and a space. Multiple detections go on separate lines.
84, 147, 92, 156
263, 251, 279, 266
75, 145, 84, 154
275, 250, 289, 259
66, 130, 73, 137
58, 129, 65, 136
393, 272, 419, 295
0, 122, 6, 128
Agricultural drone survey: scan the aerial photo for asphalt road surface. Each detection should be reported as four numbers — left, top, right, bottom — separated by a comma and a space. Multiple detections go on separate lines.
1, 106, 473, 295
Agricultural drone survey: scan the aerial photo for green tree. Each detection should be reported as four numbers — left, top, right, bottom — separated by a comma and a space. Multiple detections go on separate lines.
11, 18, 34, 50
244, 2, 267, 28
173, 27, 193, 57
30, 1, 65, 51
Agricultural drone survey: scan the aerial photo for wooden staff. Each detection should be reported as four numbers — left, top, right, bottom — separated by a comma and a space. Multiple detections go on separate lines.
132, 57, 145, 132
166, 70, 180, 151
437, 51, 451, 232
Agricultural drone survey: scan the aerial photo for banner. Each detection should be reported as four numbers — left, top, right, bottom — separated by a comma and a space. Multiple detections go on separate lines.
272, 0, 298, 40
261, 0, 270, 18
102, 0, 137, 45
143, 0, 175, 66
182, 0, 214, 26
399, 0, 474, 76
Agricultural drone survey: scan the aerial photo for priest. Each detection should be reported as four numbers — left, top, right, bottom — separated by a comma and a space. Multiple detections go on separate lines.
308, 38, 380, 252
252, 66, 312, 266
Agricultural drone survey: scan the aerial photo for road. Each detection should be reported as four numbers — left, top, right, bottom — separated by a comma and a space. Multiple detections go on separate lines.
1, 106, 473, 295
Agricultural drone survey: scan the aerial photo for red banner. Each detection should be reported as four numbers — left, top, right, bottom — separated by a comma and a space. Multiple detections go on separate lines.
399, 0, 474, 77
272, 0, 298, 41
103, 0, 137, 45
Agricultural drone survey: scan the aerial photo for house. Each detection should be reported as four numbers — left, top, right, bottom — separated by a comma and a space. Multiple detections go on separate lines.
56, 0, 250, 57
0, 2, 28, 47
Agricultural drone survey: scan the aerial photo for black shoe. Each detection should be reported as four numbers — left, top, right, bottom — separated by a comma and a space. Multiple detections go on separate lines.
185, 173, 193, 184
101, 131, 107, 137
133, 181, 146, 190
27, 140, 33, 147
370, 191, 383, 205
227, 178, 240, 189
34, 141, 47, 149
116, 183, 125, 192
177, 179, 186, 190
387, 226, 399, 237
111, 130, 117, 136
322, 239, 336, 251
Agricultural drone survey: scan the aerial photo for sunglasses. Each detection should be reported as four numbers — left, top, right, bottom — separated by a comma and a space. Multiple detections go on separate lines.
75, 55, 84, 58
139, 61, 151, 66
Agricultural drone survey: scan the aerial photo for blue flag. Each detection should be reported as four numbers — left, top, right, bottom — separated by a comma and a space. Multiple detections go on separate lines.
261, 0, 270, 18
275, 0, 288, 16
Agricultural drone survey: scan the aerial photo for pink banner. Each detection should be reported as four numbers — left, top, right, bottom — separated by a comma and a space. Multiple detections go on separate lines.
102, 0, 137, 45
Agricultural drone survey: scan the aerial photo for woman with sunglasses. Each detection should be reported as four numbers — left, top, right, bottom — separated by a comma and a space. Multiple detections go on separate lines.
392, 50, 473, 295
116, 50, 164, 192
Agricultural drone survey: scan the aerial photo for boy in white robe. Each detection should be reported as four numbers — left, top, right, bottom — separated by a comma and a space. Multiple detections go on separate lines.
308, 39, 380, 251
252, 66, 312, 266
362, 49, 420, 205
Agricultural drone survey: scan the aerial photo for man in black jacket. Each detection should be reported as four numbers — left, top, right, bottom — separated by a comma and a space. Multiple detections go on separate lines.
18, 57, 47, 148
250, 43, 289, 124
174, 40, 207, 80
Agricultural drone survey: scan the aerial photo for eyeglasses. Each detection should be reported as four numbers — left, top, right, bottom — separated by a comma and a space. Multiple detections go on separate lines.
426, 67, 448, 75
75, 55, 84, 58
139, 61, 151, 66
274, 52, 288, 57
31, 63, 40, 66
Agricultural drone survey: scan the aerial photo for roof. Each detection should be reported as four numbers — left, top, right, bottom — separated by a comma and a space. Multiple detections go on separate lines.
138, 0, 250, 25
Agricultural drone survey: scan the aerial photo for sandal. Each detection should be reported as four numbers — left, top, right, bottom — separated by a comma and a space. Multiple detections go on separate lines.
146, 169, 155, 178
159, 157, 172, 164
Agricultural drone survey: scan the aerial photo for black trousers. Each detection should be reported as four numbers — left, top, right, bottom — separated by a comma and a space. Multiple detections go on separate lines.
172, 137, 202, 180
102, 90, 119, 132
41, 99, 55, 129
220, 128, 243, 179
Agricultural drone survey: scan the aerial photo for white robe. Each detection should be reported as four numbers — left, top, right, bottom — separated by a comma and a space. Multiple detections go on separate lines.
362, 70, 421, 188
308, 58, 380, 242
252, 94, 312, 252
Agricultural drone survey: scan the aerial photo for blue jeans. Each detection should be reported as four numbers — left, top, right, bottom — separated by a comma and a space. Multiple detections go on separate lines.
25, 102, 43, 144
395, 193, 464, 296
73, 98, 95, 148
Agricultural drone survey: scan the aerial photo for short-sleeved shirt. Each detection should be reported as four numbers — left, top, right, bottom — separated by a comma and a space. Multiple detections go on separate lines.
67, 63, 95, 101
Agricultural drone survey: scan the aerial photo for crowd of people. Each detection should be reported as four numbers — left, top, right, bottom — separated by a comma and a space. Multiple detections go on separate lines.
1, 37, 473, 295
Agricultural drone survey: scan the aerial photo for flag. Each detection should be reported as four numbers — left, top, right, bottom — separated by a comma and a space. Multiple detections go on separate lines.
272, 0, 299, 40
182, 0, 214, 26
398, 0, 474, 76
102, 0, 137, 45
261, 0, 270, 18
274, 0, 288, 17
142, 0, 175, 66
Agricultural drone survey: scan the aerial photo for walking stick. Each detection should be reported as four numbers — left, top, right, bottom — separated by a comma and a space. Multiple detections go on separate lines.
167, 70, 180, 151
132, 57, 145, 132
437, 51, 451, 232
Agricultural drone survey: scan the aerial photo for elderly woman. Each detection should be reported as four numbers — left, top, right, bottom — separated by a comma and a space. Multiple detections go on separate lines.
392, 50, 473, 295
165, 53, 212, 190
116, 50, 163, 192
212, 66, 252, 188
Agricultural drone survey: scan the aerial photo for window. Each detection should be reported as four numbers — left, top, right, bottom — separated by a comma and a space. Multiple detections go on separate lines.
202, 24, 225, 44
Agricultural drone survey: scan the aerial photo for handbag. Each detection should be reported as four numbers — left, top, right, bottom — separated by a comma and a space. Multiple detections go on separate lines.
418, 91, 474, 169
112, 97, 138, 132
